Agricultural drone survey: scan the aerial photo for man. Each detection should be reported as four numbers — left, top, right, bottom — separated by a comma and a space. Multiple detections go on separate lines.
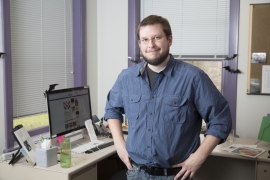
104, 15, 232, 180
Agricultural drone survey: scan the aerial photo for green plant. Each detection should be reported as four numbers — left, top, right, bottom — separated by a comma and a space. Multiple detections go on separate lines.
13, 113, 49, 131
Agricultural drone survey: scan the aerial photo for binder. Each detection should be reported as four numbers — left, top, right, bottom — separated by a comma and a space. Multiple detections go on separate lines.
11, 124, 36, 165
257, 116, 270, 143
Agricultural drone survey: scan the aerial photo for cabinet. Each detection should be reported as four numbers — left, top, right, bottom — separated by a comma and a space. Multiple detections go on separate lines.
257, 162, 270, 180
71, 164, 97, 180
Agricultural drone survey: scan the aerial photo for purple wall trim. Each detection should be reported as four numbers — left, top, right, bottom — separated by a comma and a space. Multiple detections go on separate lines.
128, 0, 141, 67
222, 0, 240, 134
3, 146, 19, 153
73, 0, 87, 87
28, 126, 49, 136
2, 0, 15, 151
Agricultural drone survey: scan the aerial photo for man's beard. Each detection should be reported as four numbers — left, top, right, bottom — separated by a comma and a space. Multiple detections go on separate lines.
142, 48, 170, 66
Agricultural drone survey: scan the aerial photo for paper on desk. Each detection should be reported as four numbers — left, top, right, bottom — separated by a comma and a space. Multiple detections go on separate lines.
222, 144, 258, 152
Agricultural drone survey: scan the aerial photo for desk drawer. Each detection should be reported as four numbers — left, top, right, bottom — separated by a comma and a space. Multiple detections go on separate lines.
257, 164, 270, 180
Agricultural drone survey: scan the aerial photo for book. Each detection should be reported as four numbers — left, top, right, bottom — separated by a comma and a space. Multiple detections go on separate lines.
257, 116, 270, 143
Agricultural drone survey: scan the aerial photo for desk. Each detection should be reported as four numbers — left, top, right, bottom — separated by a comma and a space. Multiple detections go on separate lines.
195, 135, 270, 180
0, 135, 270, 180
0, 138, 116, 180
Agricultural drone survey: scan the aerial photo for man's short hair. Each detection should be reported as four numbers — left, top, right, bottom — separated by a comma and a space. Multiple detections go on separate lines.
137, 15, 172, 39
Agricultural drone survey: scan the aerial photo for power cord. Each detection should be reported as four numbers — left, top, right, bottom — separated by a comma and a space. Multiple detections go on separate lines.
0, 156, 4, 162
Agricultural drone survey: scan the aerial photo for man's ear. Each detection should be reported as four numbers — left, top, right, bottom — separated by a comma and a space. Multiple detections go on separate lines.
168, 35, 173, 46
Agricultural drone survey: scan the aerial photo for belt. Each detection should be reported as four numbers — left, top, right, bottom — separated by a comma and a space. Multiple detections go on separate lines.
130, 159, 181, 176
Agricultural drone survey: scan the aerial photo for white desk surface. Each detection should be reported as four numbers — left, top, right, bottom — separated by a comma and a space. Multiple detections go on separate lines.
0, 137, 115, 179
204, 135, 270, 162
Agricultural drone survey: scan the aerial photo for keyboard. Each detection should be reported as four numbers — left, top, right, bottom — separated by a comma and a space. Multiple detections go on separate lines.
71, 140, 105, 154
85, 141, 114, 154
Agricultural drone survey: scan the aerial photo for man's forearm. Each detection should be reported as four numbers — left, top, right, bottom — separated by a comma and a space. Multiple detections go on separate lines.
107, 119, 126, 146
108, 118, 133, 169
194, 135, 220, 162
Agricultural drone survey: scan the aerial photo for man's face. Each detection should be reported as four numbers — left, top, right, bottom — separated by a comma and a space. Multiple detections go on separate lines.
138, 24, 172, 66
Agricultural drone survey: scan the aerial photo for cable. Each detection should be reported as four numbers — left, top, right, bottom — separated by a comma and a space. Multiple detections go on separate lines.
71, 152, 86, 160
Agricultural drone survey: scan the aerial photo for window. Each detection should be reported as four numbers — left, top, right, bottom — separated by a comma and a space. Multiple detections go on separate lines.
2, 0, 87, 152
140, 0, 229, 91
11, 0, 73, 130
141, 0, 230, 59
128, 0, 239, 133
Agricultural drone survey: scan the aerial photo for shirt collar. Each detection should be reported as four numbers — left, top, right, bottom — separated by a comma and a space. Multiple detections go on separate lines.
136, 54, 176, 77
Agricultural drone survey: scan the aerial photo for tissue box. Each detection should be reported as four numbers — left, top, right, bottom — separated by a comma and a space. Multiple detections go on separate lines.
36, 146, 58, 167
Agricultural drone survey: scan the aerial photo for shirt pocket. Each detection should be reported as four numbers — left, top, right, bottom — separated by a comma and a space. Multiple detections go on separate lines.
125, 95, 140, 125
162, 96, 188, 124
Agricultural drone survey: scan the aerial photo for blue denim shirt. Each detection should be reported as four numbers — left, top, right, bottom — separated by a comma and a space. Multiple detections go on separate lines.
104, 55, 232, 168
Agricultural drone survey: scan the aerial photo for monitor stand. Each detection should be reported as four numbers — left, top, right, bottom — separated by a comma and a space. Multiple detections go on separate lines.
50, 129, 85, 147
65, 129, 84, 143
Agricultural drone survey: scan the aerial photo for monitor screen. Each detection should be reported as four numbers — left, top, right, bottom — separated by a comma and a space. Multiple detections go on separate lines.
47, 86, 92, 138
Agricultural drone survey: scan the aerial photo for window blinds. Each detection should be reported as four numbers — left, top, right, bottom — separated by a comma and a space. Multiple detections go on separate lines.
140, 0, 230, 59
10, 0, 73, 117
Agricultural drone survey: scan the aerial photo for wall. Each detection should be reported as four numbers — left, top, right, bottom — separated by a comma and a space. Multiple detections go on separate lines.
0, 1, 5, 154
86, 0, 98, 116
86, 0, 128, 118
236, 0, 270, 138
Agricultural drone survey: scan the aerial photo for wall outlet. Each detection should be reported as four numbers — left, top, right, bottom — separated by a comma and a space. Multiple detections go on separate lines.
2, 151, 16, 161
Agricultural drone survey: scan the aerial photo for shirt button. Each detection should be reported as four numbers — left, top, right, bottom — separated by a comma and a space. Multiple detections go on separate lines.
150, 112, 152, 115
152, 96, 155, 99
147, 146, 150, 148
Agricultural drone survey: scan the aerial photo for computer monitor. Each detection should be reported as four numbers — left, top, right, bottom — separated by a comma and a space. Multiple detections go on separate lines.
46, 86, 92, 139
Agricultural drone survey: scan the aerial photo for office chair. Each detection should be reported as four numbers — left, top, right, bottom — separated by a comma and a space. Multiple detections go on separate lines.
109, 169, 127, 180
108, 153, 127, 180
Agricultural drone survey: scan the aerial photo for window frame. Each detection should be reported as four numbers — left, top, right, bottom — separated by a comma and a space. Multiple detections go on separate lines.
128, 0, 239, 134
2, 0, 87, 152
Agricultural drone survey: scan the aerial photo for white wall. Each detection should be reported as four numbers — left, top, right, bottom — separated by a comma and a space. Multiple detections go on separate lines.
0, 1, 5, 154
86, 0, 98, 116
236, 0, 270, 139
87, 0, 128, 118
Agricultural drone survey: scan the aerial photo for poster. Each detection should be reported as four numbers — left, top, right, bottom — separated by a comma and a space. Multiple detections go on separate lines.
262, 65, 270, 93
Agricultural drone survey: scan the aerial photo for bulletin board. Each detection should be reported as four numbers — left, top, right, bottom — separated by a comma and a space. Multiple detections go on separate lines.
247, 4, 270, 95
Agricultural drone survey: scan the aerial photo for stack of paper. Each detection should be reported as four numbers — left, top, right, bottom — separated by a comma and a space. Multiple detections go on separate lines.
222, 144, 265, 158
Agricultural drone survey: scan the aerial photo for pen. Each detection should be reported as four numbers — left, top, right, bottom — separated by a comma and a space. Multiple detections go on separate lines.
40, 135, 44, 143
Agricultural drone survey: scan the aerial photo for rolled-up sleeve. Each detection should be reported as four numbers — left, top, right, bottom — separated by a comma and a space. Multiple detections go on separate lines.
104, 73, 125, 123
195, 73, 232, 143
